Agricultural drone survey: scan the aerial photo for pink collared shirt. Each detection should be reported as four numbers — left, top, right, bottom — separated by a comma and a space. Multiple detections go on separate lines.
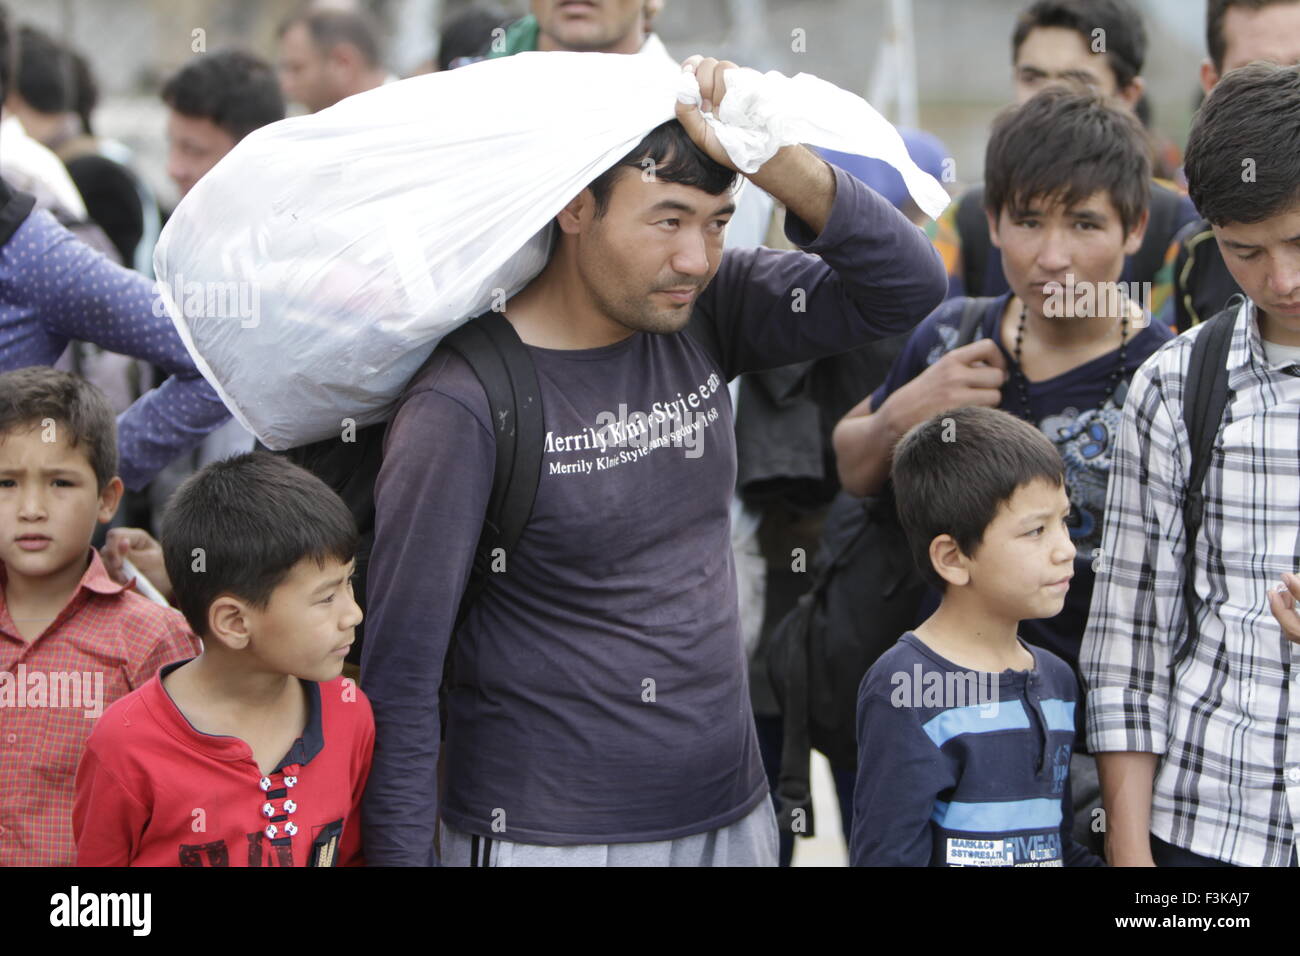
0, 549, 199, 866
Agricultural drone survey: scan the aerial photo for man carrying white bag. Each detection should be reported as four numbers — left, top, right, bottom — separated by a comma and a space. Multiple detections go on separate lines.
156, 51, 949, 866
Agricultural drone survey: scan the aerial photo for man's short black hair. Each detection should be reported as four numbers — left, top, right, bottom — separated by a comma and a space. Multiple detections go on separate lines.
1207, 0, 1300, 73
161, 49, 285, 143
1185, 62, 1300, 226
278, 6, 383, 68
0, 366, 118, 490
161, 452, 359, 637
1012, 0, 1147, 91
0, 3, 11, 106
15, 25, 75, 114
436, 7, 507, 70
892, 406, 1065, 590
984, 86, 1151, 236
587, 120, 739, 218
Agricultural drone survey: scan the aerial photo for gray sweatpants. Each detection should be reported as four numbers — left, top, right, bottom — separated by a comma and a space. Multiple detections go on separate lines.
439, 795, 779, 867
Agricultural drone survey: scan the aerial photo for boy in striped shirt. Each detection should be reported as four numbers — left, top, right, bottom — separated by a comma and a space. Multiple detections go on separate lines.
851, 406, 1102, 866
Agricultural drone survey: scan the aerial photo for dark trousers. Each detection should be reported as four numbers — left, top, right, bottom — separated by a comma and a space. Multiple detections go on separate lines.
1151, 833, 1296, 866
755, 713, 856, 866
1150, 834, 1236, 867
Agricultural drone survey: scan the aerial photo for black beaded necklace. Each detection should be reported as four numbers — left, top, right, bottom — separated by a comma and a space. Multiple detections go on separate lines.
1011, 302, 1129, 422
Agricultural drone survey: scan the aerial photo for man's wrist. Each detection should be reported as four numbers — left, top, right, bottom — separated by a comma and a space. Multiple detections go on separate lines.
748, 145, 835, 235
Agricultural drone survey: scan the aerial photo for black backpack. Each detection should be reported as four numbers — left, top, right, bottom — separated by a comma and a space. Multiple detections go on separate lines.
764, 296, 991, 835
1170, 218, 1243, 333
283, 311, 545, 662
1173, 299, 1239, 669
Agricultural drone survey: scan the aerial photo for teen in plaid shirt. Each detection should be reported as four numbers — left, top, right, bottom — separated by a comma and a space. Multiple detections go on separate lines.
1082, 63, 1300, 867
0, 367, 198, 866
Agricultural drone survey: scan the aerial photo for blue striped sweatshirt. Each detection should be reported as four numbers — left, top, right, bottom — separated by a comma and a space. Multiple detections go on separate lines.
851, 633, 1104, 867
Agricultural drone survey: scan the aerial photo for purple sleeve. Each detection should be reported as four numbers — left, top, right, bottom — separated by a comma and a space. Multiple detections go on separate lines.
690, 164, 947, 380
22, 212, 230, 489
359, 367, 494, 866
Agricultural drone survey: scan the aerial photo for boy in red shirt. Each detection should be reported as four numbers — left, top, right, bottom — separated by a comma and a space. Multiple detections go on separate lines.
0, 367, 198, 866
73, 452, 373, 866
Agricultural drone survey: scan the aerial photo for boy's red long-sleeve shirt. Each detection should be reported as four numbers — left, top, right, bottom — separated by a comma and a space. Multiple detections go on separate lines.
74, 661, 374, 867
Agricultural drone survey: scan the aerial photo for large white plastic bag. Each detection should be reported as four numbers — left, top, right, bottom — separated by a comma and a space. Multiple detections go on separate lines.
155, 52, 948, 450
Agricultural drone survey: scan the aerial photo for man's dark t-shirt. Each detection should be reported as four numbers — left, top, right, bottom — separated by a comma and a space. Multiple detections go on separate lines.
360, 166, 947, 862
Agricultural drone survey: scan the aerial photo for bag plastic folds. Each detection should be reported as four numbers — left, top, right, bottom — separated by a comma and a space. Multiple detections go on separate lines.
154, 50, 949, 449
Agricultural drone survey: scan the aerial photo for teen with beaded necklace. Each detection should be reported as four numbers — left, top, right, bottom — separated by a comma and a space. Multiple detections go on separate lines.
832, 86, 1173, 852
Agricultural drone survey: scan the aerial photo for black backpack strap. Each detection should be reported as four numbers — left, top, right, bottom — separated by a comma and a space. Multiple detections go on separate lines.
1130, 182, 1182, 283
1173, 301, 1237, 669
955, 296, 993, 348
955, 187, 990, 297
0, 179, 36, 247
773, 496, 879, 835
439, 312, 545, 628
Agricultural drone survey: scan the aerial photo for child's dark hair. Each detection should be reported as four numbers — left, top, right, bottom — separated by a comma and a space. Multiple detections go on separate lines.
0, 366, 117, 489
1184, 62, 1300, 227
891, 406, 1065, 590
161, 452, 358, 636
984, 86, 1151, 237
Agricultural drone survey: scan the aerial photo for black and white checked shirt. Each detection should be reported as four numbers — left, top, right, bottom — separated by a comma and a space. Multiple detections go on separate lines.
1082, 299, 1300, 867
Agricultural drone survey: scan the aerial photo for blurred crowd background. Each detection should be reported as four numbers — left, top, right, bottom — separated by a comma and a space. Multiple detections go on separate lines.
18, 0, 1210, 219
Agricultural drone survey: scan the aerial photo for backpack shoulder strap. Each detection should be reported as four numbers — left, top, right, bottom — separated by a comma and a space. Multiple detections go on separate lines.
438, 312, 545, 626
955, 296, 994, 349
1173, 301, 1237, 667
1131, 181, 1182, 282
955, 187, 990, 297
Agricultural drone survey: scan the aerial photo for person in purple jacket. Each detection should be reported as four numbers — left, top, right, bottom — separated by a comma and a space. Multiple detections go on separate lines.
0, 7, 230, 493
359, 54, 947, 867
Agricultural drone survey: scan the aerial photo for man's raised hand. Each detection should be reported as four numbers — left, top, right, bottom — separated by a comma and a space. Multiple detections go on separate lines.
674, 54, 741, 173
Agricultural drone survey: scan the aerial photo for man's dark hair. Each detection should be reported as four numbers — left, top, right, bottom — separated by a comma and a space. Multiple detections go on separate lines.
437, 7, 507, 70
15, 25, 75, 114
0, 3, 11, 107
1185, 62, 1300, 226
69, 47, 98, 135
161, 452, 359, 637
0, 366, 118, 490
984, 86, 1151, 236
587, 120, 738, 218
1207, 0, 1300, 73
161, 49, 285, 143
278, 7, 383, 68
892, 406, 1065, 590
1012, 0, 1147, 91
